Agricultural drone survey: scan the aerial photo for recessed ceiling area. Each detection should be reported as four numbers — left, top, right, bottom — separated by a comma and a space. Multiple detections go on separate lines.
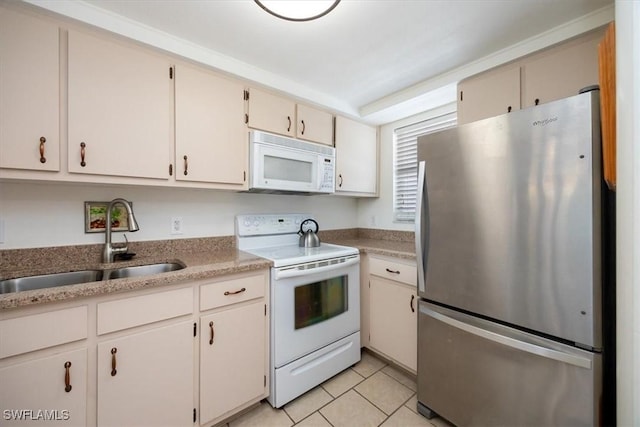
25, 0, 614, 124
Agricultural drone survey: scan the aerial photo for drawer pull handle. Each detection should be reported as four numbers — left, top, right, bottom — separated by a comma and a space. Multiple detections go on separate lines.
410, 294, 415, 313
110, 347, 117, 376
224, 287, 246, 296
209, 321, 215, 345
39, 137, 47, 163
183, 155, 188, 176
385, 268, 401, 274
64, 361, 72, 392
80, 142, 86, 167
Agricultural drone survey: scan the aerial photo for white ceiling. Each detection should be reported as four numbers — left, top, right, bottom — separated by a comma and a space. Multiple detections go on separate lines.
26, 0, 614, 124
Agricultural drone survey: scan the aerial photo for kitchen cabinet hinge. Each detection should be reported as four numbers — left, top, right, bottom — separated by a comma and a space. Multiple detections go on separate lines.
264, 375, 266, 387
244, 90, 249, 101
460, 90, 463, 102
368, 280, 370, 288
244, 171, 247, 182
245, 113, 249, 124
193, 408, 196, 423
170, 67, 173, 79
169, 164, 173, 176
193, 322, 197, 337
264, 304, 267, 316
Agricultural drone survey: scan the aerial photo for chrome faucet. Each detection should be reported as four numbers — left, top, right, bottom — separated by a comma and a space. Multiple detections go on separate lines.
103, 198, 139, 263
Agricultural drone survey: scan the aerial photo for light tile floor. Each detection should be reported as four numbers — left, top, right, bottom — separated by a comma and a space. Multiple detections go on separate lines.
226, 350, 454, 427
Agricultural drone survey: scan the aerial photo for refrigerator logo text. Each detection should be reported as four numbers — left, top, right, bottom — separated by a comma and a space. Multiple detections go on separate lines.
532, 117, 558, 126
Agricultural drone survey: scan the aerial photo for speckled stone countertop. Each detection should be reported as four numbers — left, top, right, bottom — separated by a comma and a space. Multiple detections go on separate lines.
1, 229, 415, 310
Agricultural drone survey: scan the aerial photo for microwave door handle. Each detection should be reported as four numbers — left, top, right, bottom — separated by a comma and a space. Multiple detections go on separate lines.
274, 257, 359, 280
415, 161, 428, 294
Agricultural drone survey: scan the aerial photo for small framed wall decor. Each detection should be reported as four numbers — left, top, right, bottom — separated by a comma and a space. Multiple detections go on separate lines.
84, 201, 132, 233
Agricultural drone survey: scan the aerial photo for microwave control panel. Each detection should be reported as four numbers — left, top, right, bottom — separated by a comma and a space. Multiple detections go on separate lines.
319, 157, 335, 192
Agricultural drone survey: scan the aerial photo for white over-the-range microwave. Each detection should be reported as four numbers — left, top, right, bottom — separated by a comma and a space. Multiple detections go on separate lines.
247, 130, 336, 194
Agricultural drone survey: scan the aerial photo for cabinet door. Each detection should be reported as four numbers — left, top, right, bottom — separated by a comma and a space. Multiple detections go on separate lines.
521, 32, 601, 108
175, 64, 247, 186
67, 30, 172, 179
334, 116, 377, 195
457, 65, 521, 124
200, 302, 266, 424
0, 349, 87, 426
247, 88, 296, 137
369, 277, 417, 371
0, 8, 59, 172
97, 322, 194, 427
296, 104, 334, 146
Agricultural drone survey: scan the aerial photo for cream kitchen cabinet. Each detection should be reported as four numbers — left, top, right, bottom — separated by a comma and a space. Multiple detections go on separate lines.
67, 29, 172, 180
0, 306, 89, 427
246, 87, 334, 145
367, 255, 417, 372
0, 7, 59, 172
175, 63, 247, 188
246, 87, 296, 138
0, 349, 88, 427
96, 321, 194, 427
295, 104, 334, 146
334, 116, 378, 196
457, 28, 604, 125
457, 65, 521, 125
199, 272, 269, 426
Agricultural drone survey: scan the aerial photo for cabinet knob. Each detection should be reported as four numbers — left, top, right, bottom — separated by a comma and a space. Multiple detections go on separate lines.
507, 106, 512, 113
64, 361, 72, 392
39, 137, 47, 164
534, 98, 540, 106
80, 142, 86, 167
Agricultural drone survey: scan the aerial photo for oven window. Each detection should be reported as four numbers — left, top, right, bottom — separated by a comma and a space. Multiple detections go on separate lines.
264, 155, 313, 183
294, 275, 348, 330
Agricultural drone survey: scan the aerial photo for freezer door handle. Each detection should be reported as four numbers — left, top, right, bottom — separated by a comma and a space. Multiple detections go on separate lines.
415, 161, 428, 294
421, 305, 592, 369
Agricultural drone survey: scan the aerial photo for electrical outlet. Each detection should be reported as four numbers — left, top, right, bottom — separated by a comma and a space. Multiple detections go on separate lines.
170, 217, 183, 235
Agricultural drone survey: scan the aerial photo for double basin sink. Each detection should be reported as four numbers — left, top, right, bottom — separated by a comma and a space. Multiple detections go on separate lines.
0, 262, 185, 294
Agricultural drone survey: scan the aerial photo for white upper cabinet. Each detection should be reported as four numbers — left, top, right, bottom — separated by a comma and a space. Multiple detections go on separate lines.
334, 116, 378, 196
0, 8, 59, 172
246, 87, 296, 138
67, 30, 172, 179
296, 104, 334, 146
174, 63, 247, 188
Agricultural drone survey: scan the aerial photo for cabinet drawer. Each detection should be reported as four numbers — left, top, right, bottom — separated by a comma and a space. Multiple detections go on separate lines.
0, 306, 88, 358
200, 273, 265, 311
97, 287, 193, 335
369, 256, 417, 286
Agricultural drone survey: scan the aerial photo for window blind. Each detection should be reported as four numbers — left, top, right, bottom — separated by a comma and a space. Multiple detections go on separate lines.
393, 111, 457, 222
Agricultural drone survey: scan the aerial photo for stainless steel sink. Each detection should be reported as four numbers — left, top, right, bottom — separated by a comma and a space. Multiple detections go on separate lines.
106, 262, 185, 279
0, 270, 103, 294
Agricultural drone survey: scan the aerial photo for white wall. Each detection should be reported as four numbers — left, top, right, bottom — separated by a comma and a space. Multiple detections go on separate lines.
0, 181, 357, 249
357, 103, 456, 231
615, 1, 639, 424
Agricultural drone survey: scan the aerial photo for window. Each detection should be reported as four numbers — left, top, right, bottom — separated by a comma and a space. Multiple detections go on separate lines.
393, 111, 457, 223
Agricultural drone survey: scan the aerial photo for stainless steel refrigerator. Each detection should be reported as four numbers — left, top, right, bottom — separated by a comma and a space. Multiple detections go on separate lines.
415, 89, 615, 426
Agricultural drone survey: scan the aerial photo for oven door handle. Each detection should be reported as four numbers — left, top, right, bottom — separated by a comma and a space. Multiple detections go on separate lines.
274, 256, 359, 280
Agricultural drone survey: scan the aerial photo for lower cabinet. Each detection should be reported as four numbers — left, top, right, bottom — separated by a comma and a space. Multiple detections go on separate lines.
200, 302, 267, 424
0, 269, 269, 427
96, 322, 194, 427
0, 349, 88, 427
366, 255, 417, 372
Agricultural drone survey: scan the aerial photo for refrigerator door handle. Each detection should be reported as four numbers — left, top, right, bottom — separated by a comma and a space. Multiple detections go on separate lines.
421, 305, 592, 369
415, 161, 428, 294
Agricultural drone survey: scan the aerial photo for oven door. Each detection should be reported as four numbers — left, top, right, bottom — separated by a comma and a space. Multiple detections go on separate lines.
271, 255, 360, 368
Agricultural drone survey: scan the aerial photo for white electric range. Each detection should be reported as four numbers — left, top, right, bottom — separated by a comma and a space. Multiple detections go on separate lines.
236, 214, 361, 408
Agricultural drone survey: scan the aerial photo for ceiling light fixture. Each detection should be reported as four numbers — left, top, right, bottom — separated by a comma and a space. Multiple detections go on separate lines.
254, 0, 340, 22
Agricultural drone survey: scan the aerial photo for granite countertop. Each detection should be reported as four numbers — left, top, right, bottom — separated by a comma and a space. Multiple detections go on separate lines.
0, 230, 416, 311
0, 248, 271, 310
